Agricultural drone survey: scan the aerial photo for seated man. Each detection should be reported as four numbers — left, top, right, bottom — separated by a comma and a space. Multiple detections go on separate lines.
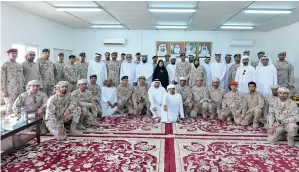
238, 81, 264, 129
176, 77, 192, 117
71, 79, 99, 128
101, 78, 118, 117
161, 84, 184, 123
267, 87, 299, 147
45, 81, 83, 141
88, 74, 102, 117
148, 79, 167, 118
202, 78, 225, 119
262, 85, 280, 126
189, 77, 209, 118
219, 81, 243, 122
132, 76, 150, 115
117, 76, 134, 115
12, 80, 48, 133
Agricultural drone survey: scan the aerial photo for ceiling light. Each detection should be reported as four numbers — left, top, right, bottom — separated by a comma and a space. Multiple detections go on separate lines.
149, 9, 196, 13
156, 25, 188, 29
56, 8, 102, 12
221, 26, 253, 29
91, 25, 123, 28
244, 9, 292, 14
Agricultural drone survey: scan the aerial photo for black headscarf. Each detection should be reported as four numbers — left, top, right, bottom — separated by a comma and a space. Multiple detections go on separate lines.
194, 58, 200, 68
152, 60, 169, 89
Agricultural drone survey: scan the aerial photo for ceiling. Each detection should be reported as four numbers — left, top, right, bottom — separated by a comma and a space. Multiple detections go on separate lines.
3, 1, 299, 32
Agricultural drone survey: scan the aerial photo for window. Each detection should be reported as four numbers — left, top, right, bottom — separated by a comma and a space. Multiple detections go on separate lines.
12, 44, 39, 63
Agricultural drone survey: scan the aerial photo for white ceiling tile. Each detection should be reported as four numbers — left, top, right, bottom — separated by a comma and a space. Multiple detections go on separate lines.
249, 1, 299, 10
47, 1, 98, 7
96, 1, 148, 14
147, 1, 198, 8
198, 1, 254, 14
190, 13, 232, 29
68, 11, 117, 23
227, 12, 278, 26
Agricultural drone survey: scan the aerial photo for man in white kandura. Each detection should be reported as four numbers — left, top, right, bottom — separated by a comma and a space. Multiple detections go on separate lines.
87, 53, 107, 86
235, 56, 256, 94
161, 84, 184, 123
256, 56, 277, 96
135, 55, 154, 84
120, 54, 137, 85
210, 54, 227, 89
166, 56, 177, 84
202, 56, 212, 88
101, 78, 118, 117
148, 79, 167, 118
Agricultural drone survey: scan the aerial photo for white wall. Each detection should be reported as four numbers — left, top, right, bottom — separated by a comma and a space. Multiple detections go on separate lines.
1, 3, 74, 63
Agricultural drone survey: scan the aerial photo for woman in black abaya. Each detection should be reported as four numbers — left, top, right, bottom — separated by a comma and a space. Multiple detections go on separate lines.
152, 60, 169, 89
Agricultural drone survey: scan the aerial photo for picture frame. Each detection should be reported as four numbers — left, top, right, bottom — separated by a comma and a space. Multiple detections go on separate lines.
198, 42, 212, 58
156, 41, 169, 57
170, 42, 184, 57
184, 42, 197, 57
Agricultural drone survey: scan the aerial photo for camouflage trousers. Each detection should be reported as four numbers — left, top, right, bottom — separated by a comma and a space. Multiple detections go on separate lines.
45, 107, 81, 140
190, 102, 204, 118
4, 92, 20, 116
42, 84, 54, 97
202, 101, 221, 118
81, 106, 98, 127
133, 100, 150, 115
267, 123, 298, 145
219, 109, 242, 122
239, 108, 262, 126
183, 103, 192, 117
95, 100, 102, 117
118, 100, 134, 115
68, 82, 77, 92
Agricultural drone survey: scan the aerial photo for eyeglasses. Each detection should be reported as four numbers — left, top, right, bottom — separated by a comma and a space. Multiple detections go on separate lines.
243, 70, 246, 75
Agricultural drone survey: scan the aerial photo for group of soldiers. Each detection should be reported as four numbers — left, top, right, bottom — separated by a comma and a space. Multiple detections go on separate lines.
1, 48, 298, 145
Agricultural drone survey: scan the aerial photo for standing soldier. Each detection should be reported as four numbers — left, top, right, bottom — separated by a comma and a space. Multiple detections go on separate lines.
164, 54, 170, 67
107, 52, 121, 86
88, 74, 101, 117
1, 48, 25, 115
189, 58, 207, 87
189, 78, 209, 118
132, 76, 150, 115
176, 77, 193, 117
117, 76, 134, 115
274, 51, 294, 92
63, 55, 77, 91
54, 52, 65, 84
37, 48, 55, 97
227, 54, 241, 87
22, 51, 42, 87
75, 52, 89, 80
175, 53, 191, 84
104, 52, 111, 67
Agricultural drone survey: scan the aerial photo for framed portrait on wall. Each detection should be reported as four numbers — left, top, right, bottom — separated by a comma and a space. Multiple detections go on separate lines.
170, 42, 184, 57
156, 41, 169, 57
184, 42, 197, 57
198, 42, 212, 57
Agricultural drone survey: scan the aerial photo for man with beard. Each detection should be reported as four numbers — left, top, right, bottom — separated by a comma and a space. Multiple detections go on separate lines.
189, 78, 209, 118
87, 53, 107, 86
121, 53, 126, 63
223, 54, 234, 92
188, 55, 195, 64
228, 54, 241, 88
13, 80, 48, 133
262, 85, 280, 126
176, 77, 192, 117
75, 52, 89, 80
199, 44, 210, 57
152, 55, 158, 69
71, 79, 99, 128
267, 87, 299, 147
134, 52, 141, 64
175, 53, 191, 84
274, 51, 294, 91
45, 81, 83, 140
172, 44, 182, 56
237, 81, 264, 129
101, 78, 118, 117
63, 55, 77, 91
157, 43, 168, 56
202, 78, 225, 119
235, 56, 256, 94
107, 52, 121, 86
251, 51, 265, 68
117, 76, 134, 115
148, 79, 167, 118
161, 84, 184, 123
164, 54, 170, 67
185, 43, 196, 56
88, 74, 102, 117
120, 54, 137, 85
202, 56, 212, 88
132, 76, 150, 115
104, 52, 111, 67
219, 81, 243, 122
136, 55, 154, 84
37, 49, 55, 97
210, 54, 227, 89
22, 51, 42, 87
54, 52, 65, 84
166, 56, 177, 85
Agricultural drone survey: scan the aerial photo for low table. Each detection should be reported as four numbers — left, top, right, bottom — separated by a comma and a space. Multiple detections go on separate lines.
1, 118, 42, 156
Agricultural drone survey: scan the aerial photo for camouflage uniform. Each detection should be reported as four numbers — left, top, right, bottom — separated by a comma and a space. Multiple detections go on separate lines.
263, 95, 279, 125
87, 83, 102, 116
239, 92, 264, 128
175, 62, 191, 84
106, 60, 121, 86
63, 62, 77, 91
37, 58, 55, 97
45, 93, 82, 140
22, 61, 42, 88
274, 60, 294, 89
116, 84, 134, 114
189, 86, 209, 118
267, 99, 299, 146
75, 61, 89, 80
1, 61, 25, 115
202, 88, 225, 118
189, 65, 207, 87
176, 85, 192, 117
227, 63, 240, 86
132, 84, 150, 115
54, 61, 65, 84
219, 91, 243, 121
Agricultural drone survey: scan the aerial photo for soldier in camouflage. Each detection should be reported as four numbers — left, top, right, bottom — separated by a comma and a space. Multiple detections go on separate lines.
132, 76, 150, 115
189, 77, 209, 118
227, 54, 241, 87
274, 51, 294, 92
53, 52, 65, 84
107, 52, 121, 86
63, 55, 77, 92
175, 53, 191, 84
75, 52, 89, 80
117, 76, 134, 115
22, 51, 42, 88
263, 85, 280, 126
88, 74, 102, 117
176, 77, 192, 117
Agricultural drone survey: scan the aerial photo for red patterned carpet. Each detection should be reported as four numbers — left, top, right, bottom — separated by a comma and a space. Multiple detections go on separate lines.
2, 116, 299, 172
